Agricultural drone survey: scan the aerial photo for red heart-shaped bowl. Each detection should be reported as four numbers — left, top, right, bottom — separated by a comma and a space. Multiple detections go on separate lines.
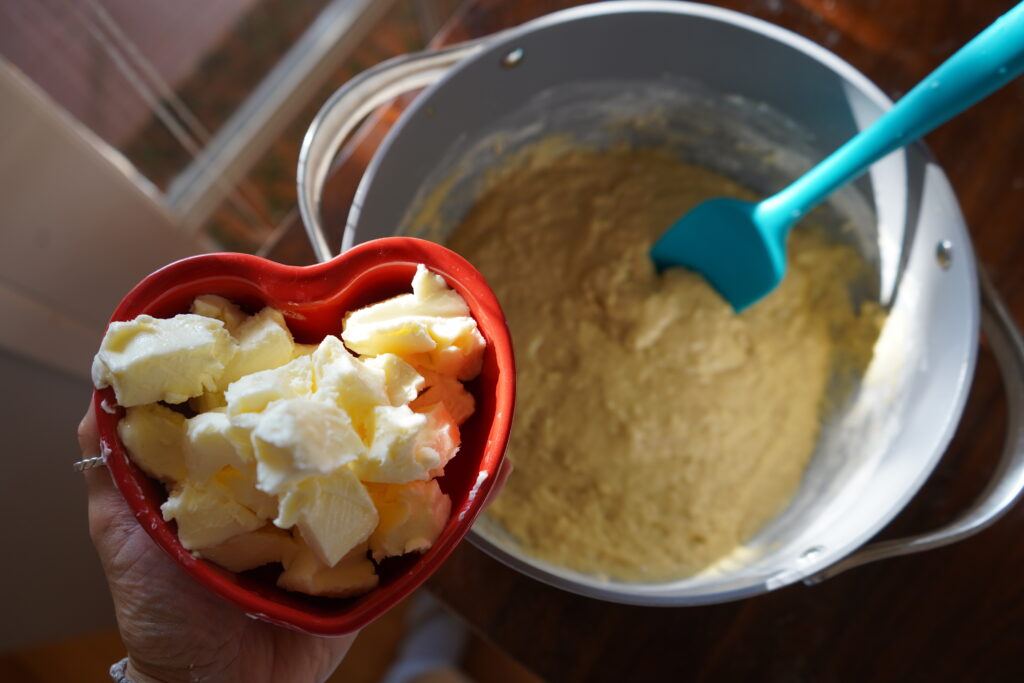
91, 237, 515, 635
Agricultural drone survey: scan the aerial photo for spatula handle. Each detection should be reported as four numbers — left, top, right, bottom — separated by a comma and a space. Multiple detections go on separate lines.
761, 1, 1024, 232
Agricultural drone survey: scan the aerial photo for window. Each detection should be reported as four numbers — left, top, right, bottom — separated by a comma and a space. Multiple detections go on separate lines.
1, 0, 459, 252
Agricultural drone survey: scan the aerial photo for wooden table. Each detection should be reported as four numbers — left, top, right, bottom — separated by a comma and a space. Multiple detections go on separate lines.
272, 1, 1024, 680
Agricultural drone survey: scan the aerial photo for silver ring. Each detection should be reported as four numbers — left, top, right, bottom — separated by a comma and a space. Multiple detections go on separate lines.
73, 456, 106, 472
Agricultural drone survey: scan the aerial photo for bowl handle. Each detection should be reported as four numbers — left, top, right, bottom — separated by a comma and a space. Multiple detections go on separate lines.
297, 37, 494, 263
807, 268, 1024, 584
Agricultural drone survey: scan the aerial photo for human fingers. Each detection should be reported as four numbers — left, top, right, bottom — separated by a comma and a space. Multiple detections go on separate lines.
79, 402, 141, 566
77, 401, 99, 459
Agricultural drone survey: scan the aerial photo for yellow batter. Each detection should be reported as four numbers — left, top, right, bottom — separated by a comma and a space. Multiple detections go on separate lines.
446, 146, 884, 582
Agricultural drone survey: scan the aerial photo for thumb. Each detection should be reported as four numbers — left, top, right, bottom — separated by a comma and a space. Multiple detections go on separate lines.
79, 402, 143, 565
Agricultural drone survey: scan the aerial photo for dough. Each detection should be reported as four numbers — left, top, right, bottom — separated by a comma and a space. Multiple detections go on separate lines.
447, 147, 884, 581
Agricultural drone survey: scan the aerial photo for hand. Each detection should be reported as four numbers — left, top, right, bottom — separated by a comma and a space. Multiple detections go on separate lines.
79, 404, 355, 683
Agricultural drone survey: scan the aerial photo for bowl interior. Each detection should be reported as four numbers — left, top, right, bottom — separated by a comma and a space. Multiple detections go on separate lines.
93, 238, 514, 633
338, 3, 978, 604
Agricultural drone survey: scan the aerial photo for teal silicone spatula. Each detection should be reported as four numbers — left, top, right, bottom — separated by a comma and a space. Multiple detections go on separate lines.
650, 1, 1024, 312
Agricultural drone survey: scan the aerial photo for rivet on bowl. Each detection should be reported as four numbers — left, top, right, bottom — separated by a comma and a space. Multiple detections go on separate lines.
501, 47, 524, 69
800, 546, 825, 562
936, 240, 954, 269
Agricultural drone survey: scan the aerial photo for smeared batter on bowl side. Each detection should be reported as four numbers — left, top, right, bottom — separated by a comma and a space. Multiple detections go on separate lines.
448, 146, 883, 581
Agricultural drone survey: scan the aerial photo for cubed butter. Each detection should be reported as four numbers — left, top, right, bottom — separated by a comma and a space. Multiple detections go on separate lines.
418, 404, 460, 479
197, 525, 296, 572
311, 336, 389, 427
190, 295, 247, 333
349, 403, 459, 484
161, 477, 264, 550
93, 314, 237, 406
214, 466, 278, 520
221, 307, 295, 386
224, 355, 313, 415
275, 468, 378, 567
101, 269, 482, 597
117, 403, 187, 482
189, 390, 227, 413
292, 343, 319, 358
341, 265, 485, 380
184, 410, 252, 480
410, 370, 476, 425
277, 541, 378, 598
251, 397, 365, 494
225, 411, 260, 464
414, 316, 486, 380
366, 480, 451, 561
363, 353, 425, 406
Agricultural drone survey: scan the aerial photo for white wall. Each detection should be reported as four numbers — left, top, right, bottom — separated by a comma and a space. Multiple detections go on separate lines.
0, 61, 202, 650
0, 351, 114, 651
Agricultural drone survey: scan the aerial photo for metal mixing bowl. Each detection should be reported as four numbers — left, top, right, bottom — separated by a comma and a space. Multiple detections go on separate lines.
297, 1, 1024, 605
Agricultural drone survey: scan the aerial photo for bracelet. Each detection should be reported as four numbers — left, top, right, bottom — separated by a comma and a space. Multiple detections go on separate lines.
109, 657, 134, 683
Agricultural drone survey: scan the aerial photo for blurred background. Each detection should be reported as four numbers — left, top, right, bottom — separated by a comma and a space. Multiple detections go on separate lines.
0, 1, 537, 681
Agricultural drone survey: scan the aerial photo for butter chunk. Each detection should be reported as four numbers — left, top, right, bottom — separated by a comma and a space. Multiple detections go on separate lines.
277, 541, 378, 598
363, 353, 425, 406
311, 336, 389, 425
292, 343, 319, 358
341, 265, 485, 380
251, 397, 365, 494
215, 466, 278, 520
224, 355, 312, 415
190, 295, 247, 333
221, 307, 295, 386
161, 477, 263, 550
118, 403, 187, 482
366, 480, 451, 561
92, 314, 237, 406
197, 525, 296, 572
274, 469, 378, 567
414, 316, 486, 381
350, 404, 459, 484
410, 370, 475, 425
224, 411, 260, 464
188, 390, 226, 413
184, 411, 252, 480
